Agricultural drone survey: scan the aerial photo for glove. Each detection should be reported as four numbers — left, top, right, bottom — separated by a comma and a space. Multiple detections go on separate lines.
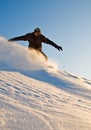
56, 45, 63, 51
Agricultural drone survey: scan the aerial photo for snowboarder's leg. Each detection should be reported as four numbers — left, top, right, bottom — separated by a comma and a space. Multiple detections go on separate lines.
41, 52, 48, 61
28, 47, 48, 60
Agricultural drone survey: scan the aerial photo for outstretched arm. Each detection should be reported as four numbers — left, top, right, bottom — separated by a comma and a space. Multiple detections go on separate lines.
46, 38, 63, 51
42, 35, 63, 51
8, 35, 28, 42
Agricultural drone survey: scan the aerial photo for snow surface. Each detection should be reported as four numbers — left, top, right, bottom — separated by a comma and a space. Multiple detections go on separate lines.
0, 37, 91, 130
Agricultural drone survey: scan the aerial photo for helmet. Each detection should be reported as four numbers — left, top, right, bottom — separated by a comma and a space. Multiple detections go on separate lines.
34, 28, 41, 33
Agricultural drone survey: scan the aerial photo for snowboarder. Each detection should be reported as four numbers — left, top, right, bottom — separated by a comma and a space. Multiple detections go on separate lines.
8, 28, 63, 60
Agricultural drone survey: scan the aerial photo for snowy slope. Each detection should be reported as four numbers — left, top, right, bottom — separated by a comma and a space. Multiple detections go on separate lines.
0, 37, 91, 130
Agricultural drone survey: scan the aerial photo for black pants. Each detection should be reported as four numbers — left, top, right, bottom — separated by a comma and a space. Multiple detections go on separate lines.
28, 47, 48, 60
41, 51, 48, 60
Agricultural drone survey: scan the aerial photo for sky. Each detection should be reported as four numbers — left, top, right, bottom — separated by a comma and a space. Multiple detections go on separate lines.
0, 0, 91, 80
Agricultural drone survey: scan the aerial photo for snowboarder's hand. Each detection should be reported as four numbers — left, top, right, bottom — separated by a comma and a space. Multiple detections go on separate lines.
56, 45, 63, 51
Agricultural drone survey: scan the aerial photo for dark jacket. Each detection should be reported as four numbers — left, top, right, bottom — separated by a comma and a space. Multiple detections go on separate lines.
9, 33, 63, 51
